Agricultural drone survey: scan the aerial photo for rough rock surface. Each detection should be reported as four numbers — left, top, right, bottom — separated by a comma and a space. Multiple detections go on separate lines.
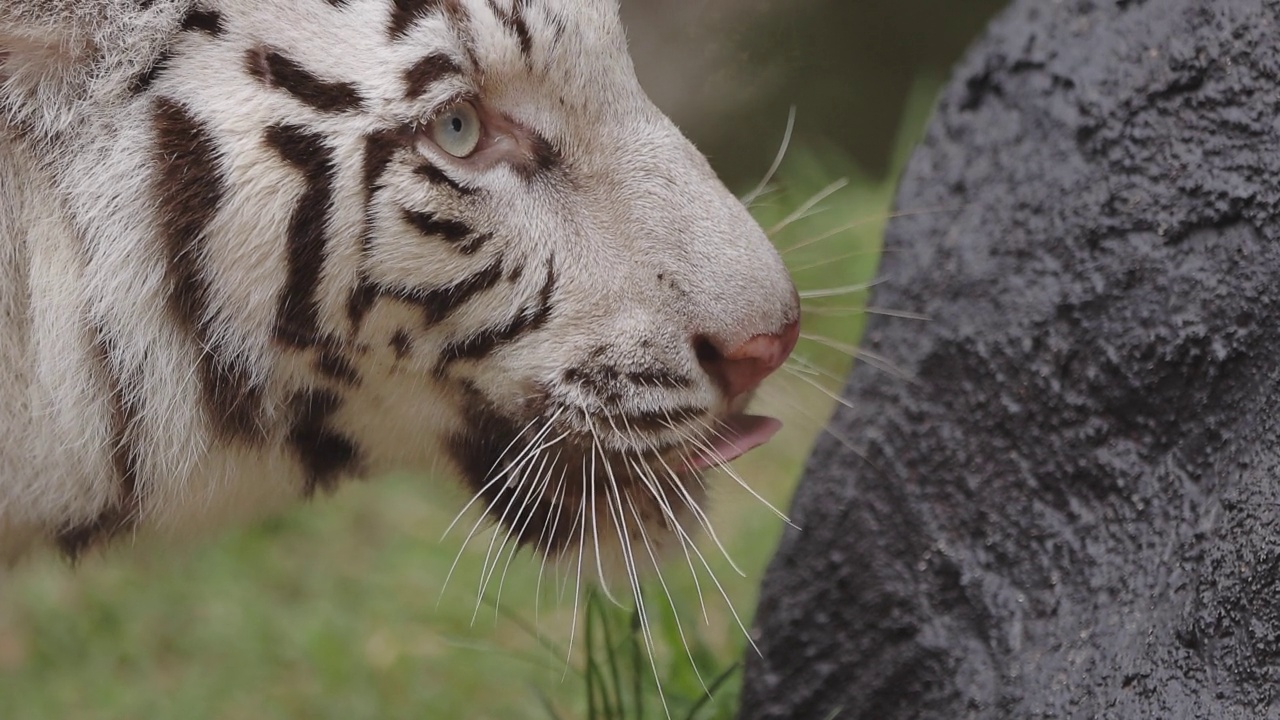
742, 0, 1280, 717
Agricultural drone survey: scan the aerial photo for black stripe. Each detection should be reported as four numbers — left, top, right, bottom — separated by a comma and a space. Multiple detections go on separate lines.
515, 131, 563, 180
95, 328, 144, 521
349, 130, 404, 327
387, 259, 505, 326
495, 0, 534, 58
364, 130, 402, 191
288, 390, 362, 496
389, 0, 456, 39
265, 124, 338, 348
130, 49, 172, 95
404, 209, 487, 254
153, 98, 266, 441
316, 348, 361, 385
181, 9, 225, 35
391, 330, 414, 359
404, 52, 462, 99
245, 47, 363, 113
414, 162, 475, 196
436, 258, 556, 371
348, 281, 380, 327
57, 325, 147, 560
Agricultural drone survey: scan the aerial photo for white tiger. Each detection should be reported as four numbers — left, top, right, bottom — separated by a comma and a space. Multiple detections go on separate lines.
0, 0, 799, 580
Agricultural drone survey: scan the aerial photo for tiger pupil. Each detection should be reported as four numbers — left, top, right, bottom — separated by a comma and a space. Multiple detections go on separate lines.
451, 116, 463, 133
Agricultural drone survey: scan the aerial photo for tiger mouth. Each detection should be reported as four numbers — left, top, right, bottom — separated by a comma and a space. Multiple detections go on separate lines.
446, 400, 783, 559
683, 413, 783, 472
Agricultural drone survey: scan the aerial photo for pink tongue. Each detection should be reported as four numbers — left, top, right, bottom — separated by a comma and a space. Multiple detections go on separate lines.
687, 414, 783, 471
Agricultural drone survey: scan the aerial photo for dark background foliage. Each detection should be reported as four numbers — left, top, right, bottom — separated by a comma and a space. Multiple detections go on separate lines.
621, 0, 1008, 182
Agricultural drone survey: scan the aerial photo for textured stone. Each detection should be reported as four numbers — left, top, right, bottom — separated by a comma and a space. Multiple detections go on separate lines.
743, 0, 1280, 717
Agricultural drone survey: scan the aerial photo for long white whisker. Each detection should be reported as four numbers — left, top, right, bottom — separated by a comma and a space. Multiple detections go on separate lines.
438, 436, 545, 608
599, 451, 672, 720
626, 467, 711, 694
741, 105, 796, 207
652, 429, 749, 577
797, 278, 887, 300
586, 432, 621, 607
798, 333, 915, 383
440, 417, 567, 607
768, 178, 850, 235
754, 383, 878, 467
780, 204, 959, 256
785, 352, 856, 388
800, 305, 930, 321
780, 366, 858, 412
786, 248, 881, 273
642, 455, 711, 624
658, 471, 764, 657
534, 466, 569, 630
441, 408, 564, 539
562, 489, 588, 678
491, 450, 559, 621
473, 443, 546, 623
688, 417, 797, 529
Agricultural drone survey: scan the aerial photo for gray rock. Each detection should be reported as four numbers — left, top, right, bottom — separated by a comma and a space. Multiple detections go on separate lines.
742, 0, 1280, 717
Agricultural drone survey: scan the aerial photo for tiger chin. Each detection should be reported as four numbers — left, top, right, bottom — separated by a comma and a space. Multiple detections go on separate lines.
0, 0, 799, 582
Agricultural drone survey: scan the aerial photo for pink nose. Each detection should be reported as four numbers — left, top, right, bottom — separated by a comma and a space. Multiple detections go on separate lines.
695, 319, 800, 400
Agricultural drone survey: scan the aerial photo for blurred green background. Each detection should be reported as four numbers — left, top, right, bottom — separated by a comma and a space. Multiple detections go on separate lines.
621, 0, 1007, 183
0, 2, 1005, 718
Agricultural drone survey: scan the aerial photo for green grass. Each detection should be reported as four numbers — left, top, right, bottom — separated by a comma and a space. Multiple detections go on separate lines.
0, 144, 902, 719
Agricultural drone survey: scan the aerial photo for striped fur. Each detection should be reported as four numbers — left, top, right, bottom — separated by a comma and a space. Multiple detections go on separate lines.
0, 0, 798, 573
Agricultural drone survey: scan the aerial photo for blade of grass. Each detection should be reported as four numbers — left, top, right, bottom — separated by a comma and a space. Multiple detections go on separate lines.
680, 662, 742, 720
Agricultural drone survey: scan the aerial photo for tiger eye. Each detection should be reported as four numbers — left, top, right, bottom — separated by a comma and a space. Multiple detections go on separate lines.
430, 101, 483, 158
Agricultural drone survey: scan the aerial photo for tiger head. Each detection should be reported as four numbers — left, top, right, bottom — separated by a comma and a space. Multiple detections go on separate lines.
1, 0, 798, 570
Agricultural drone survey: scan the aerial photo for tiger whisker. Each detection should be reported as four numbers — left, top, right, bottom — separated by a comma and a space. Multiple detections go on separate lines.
472, 444, 550, 623
438, 446, 540, 608
801, 304, 930, 321
785, 352, 856, 388
689, 417, 798, 530
780, 365, 859, 412
534, 466, 569, 630
741, 105, 796, 207
440, 408, 562, 539
626, 464, 711, 694
785, 248, 881, 273
585, 431, 622, 608
438, 412, 565, 606
798, 332, 916, 383
655, 461, 763, 658
490, 451, 559, 621
602, 460, 672, 720
648, 450, 711, 624
562, 488, 589, 678
767, 178, 850, 235
779, 204, 960, 256
797, 278, 887, 300
754, 384, 878, 468
654, 422, 750, 577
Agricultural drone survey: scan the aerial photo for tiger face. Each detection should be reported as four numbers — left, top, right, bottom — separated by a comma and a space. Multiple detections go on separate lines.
0, 0, 798, 569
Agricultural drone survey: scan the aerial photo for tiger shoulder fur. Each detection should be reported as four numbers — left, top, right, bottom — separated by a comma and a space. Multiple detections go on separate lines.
0, 0, 799, 572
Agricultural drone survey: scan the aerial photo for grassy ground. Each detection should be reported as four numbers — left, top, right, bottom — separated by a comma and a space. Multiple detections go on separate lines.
0, 145, 901, 719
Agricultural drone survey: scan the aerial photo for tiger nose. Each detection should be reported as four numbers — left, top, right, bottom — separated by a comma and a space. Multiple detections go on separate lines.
695, 319, 801, 400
